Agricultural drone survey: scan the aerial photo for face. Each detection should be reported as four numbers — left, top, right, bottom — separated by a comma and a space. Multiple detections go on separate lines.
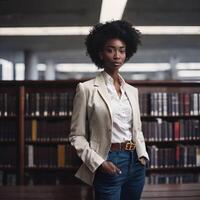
100, 38, 126, 72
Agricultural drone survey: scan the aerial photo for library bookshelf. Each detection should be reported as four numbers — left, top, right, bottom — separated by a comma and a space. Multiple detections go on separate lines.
0, 80, 199, 185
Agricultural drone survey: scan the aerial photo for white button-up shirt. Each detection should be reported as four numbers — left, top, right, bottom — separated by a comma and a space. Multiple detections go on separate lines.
103, 71, 133, 143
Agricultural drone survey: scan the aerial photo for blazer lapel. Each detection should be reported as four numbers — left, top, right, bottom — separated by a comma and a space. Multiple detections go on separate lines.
94, 72, 113, 122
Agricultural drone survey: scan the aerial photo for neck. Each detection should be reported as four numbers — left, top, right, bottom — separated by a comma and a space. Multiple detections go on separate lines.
104, 69, 119, 83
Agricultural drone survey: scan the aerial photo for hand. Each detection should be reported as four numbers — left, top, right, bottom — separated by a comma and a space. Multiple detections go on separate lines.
138, 157, 147, 166
99, 161, 122, 175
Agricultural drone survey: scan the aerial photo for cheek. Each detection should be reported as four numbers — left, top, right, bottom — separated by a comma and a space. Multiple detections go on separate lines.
122, 54, 126, 61
103, 54, 113, 62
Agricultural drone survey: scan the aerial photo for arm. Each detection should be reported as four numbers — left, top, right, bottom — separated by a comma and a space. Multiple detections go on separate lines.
135, 88, 150, 162
69, 83, 104, 173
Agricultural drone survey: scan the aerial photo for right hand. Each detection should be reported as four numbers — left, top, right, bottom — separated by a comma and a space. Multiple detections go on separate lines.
99, 161, 121, 175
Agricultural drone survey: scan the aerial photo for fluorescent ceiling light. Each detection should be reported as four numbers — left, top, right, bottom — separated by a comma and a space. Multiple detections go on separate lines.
121, 63, 171, 72
131, 74, 147, 80
37, 64, 46, 71
137, 26, 200, 35
0, 27, 92, 36
0, 58, 13, 80
100, 0, 127, 23
178, 70, 200, 77
176, 63, 200, 70
56, 64, 99, 72
15, 63, 25, 80
0, 26, 200, 36
56, 63, 171, 72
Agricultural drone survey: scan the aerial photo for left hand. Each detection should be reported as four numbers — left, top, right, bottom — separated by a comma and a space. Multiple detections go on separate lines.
138, 157, 147, 166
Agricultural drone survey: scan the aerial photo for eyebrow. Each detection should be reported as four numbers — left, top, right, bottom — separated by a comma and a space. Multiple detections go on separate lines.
105, 45, 126, 49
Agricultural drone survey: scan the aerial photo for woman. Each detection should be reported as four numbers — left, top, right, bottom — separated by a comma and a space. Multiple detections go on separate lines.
69, 20, 149, 200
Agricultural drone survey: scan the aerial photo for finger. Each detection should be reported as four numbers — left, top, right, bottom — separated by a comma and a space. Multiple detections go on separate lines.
139, 158, 146, 165
116, 167, 122, 174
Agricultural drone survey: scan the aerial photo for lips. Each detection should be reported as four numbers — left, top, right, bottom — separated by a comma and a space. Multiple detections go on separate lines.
113, 62, 122, 66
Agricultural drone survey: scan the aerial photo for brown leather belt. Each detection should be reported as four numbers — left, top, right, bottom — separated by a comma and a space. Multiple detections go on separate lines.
110, 141, 136, 151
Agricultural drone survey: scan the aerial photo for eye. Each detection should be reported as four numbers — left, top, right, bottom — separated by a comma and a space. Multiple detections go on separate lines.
105, 48, 113, 53
120, 49, 126, 53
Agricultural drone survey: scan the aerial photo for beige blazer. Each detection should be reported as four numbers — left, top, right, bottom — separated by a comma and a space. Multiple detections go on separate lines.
69, 72, 149, 185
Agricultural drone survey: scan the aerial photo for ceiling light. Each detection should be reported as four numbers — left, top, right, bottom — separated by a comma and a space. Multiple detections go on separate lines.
37, 64, 46, 71
0, 27, 92, 36
137, 26, 200, 35
56, 64, 99, 72
56, 63, 171, 72
0, 58, 13, 80
120, 63, 171, 72
178, 70, 200, 77
100, 0, 127, 23
176, 63, 200, 70
0, 26, 200, 36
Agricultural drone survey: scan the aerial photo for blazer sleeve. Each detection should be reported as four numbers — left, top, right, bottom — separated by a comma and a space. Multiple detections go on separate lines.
135, 88, 150, 161
69, 83, 105, 173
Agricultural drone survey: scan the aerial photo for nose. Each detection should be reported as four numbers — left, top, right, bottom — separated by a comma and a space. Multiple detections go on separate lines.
114, 50, 120, 59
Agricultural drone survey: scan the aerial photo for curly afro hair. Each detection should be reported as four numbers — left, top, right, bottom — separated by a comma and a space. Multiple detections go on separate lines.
85, 20, 142, 68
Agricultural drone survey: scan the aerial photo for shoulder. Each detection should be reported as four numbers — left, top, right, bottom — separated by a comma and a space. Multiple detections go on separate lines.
77, 72, 103, 90
76, 77, 96, 96
125, 82, 138, 94
77, 78, 95, 90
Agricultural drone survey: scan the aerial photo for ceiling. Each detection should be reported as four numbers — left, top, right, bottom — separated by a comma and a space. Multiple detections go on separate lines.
0, 0, 200, 64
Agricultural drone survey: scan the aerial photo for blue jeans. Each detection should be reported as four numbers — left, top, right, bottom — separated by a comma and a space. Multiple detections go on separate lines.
93, 150, 146, 200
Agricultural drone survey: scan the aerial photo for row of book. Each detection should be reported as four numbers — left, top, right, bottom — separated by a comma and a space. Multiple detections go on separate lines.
24, 92, 200, 117
0, 93, 17, 116
23, 118, 200, 142
25, 92, 75, 117
1, 118, 199, 142
25, 119, 70, 142
25, 144, 81, 168
139, 92, 200, 116
1, 91, 200, 117
146, 173, 200, 184
0, 171, 16, 186
0, 120, 17, 141
142, 119, 200, 141
0, 146, 17, 167
24, 172, 79, 185
147, 145, 200, 168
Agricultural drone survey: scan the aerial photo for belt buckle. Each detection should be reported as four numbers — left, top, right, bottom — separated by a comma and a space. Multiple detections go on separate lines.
125, 141, 135, 151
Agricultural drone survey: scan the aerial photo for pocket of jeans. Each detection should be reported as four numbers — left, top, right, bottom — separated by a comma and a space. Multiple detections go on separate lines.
107, 151, 118, 166
97, 152, 119, 176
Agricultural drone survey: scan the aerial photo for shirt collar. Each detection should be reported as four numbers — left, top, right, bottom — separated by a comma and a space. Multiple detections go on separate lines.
102, 71, 126, 89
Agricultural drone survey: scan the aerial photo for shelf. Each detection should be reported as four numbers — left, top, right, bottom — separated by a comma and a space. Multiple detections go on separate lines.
25, 166, 78, 171
141, 115, 200, 119
0, 116, 18, 119
24, 166, 200, 172
1, 80, 200, 185
0, 140, 17, 144
146, 140, 200, 145
25, 115, 71, 120
0, 166, 16, 171
25, 139, 69, 144
147, 166, 200, 173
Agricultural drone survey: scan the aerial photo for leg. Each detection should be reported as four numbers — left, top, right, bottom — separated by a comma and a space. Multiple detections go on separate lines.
120, 152, 146, 200
94, 182, 121, 200
93, 151, 129, 200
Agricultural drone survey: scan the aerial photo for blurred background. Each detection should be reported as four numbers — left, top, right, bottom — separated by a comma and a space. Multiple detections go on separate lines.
0, 0, 200, 81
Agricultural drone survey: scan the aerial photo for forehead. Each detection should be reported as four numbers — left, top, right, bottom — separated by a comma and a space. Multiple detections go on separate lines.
104, 38, 126, 48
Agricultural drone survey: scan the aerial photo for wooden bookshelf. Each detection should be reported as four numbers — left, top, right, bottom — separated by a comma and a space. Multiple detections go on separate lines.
0, 80, 199, 185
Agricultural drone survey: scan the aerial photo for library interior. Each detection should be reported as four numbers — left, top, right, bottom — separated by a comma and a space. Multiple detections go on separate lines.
0, 0, 200, 199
